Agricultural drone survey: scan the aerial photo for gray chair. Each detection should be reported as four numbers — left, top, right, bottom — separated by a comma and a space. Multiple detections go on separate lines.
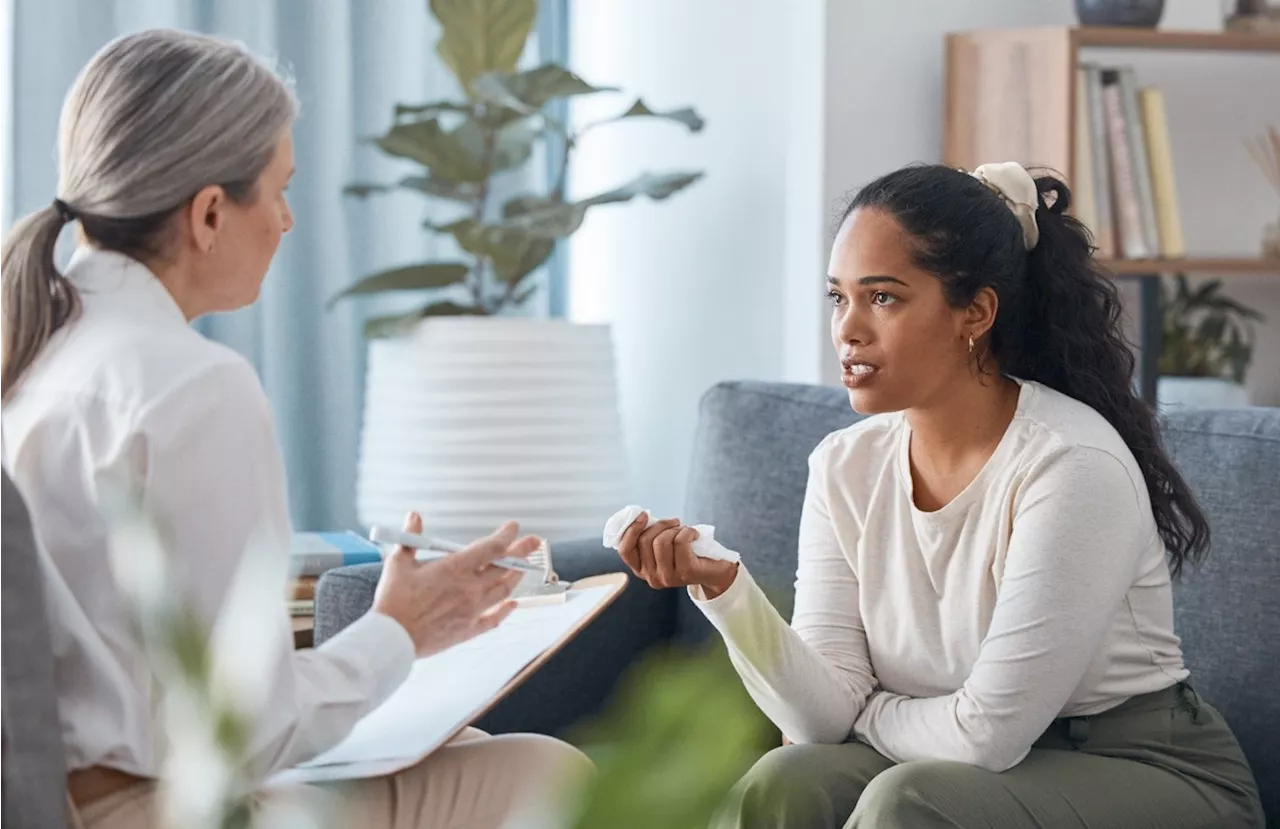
320, 381, 1276, 826
2, 471, 72, 828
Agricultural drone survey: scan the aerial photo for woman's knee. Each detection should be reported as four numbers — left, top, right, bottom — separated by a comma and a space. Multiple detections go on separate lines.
495, 733, 595, 786
720, 745, 866, 829
850, 760, 973, 826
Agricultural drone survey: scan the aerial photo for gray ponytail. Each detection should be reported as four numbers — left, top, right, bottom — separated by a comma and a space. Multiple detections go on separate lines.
1, 29, 296, 402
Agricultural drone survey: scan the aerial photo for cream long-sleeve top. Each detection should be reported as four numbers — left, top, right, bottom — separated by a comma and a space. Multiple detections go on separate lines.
691, 379, 1188, 773
2, 248, 415, 778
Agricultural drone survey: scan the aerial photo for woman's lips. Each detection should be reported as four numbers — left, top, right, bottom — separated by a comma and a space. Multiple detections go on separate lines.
841, 363, 879, 388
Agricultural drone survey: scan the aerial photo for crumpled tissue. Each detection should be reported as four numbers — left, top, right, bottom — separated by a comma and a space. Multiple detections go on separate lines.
601, 505, 740, 563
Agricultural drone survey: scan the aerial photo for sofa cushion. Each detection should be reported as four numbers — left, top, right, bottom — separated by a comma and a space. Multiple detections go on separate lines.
1163, 407, 1280, 823
679, 382, 861, 640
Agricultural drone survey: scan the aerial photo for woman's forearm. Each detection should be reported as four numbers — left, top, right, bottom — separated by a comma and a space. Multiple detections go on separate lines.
691, 565, 876, 743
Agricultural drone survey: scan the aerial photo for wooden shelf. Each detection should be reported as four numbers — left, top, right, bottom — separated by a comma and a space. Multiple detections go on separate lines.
1072, 26, 1280, 53
1100, 258, 1280, 275
943, 27, 1280, 176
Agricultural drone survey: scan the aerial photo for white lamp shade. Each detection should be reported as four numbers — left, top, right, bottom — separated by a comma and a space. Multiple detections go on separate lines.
356, 318, 627, 543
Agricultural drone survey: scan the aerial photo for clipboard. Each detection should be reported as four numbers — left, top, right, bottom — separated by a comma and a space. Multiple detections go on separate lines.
442, 572, 626, 737
270, 572, 628, 786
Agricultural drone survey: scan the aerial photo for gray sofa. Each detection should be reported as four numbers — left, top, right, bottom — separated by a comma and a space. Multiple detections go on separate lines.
318, 381, 1279, 824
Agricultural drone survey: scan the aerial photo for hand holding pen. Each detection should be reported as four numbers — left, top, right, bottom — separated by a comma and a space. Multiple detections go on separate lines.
369, 525, 542, 574
370, 512, 541, 658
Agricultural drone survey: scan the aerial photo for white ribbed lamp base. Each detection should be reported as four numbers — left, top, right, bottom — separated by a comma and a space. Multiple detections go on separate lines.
356, 318, 627, 543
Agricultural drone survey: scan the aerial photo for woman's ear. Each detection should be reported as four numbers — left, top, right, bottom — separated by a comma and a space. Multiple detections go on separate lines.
185, 184, 226, 254
965, 285, 1000, 340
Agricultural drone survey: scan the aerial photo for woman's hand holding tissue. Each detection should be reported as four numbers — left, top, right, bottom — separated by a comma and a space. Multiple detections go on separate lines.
614, 512, 739, 598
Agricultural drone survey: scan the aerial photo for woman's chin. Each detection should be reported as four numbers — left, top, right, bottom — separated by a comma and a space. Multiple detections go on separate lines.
844, 386, 898, 415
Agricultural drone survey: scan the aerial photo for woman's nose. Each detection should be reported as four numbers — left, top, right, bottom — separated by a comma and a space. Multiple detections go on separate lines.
835, 303, 870, 345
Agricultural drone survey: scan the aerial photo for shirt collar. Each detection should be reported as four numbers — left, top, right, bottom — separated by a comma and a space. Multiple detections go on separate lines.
65, 247, 189, 325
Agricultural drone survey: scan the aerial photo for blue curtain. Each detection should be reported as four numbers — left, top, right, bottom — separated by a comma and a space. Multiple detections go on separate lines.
4, 0, 560, 531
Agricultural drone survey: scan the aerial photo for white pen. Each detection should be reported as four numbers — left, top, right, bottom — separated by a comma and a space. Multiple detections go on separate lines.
368, 526, 543, 574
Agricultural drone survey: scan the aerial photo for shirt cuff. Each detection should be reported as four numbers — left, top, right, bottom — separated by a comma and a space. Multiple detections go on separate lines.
317, 611, 416, 708
688, 563, 758, 620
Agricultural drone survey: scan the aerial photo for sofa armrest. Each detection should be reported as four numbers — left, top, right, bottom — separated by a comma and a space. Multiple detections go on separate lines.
314, 537, 679, 736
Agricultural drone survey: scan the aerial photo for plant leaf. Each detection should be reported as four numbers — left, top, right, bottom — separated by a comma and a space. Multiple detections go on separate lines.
502, 194, 554, 218
1204, 294, 1266, 320
398, 175, 482, 202
494, 172, 703, 240
1189, 279, 1222, 306
471, 73, 537, 115
327, 263, 470, 308
566, 647, 771, 829
344, 183, 392, 198
393, 100, 471, 120
445, 219, 555, 282
364, 300, 488, 338
344, 177, 481, 203
373, 119, 487, 182
447, 116, 541, 174
604, 98, 706, 132
1195, 313, 1227, 347
493, 118, 542, 170
510, 65, 617, 107
581, 171, 705, 207
501, 202, 589, 238
474, 64, 617, 113
429, 0, 536, 91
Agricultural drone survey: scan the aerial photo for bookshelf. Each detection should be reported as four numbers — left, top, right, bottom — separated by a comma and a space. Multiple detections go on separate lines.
943, 26, 1280, 403
1103, 258, 1280, 275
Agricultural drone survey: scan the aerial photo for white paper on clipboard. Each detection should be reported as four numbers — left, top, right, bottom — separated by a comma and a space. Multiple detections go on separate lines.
268, 581, 620, 786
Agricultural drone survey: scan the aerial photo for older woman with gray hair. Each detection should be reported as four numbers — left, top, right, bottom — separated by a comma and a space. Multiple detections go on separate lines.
1, 29, 590, 829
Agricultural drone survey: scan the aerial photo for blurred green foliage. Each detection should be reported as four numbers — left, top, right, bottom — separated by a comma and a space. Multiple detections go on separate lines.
564, 643, 773, 829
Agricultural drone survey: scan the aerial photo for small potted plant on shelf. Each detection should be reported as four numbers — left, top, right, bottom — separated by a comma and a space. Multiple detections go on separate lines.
330, 0, 705, 541
1157, 275, 1265, 411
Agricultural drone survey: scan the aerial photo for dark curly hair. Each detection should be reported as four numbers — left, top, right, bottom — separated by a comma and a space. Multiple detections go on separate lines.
843, 164, 1209, 578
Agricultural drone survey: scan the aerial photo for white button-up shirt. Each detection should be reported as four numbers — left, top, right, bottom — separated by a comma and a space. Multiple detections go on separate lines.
2, 248, 414, 778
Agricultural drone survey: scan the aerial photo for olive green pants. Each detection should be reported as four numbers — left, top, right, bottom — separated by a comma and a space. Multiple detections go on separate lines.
715, 683, 1265, 829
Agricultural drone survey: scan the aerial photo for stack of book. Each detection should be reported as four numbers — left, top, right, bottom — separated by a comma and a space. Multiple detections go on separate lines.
288, 531, 384, 617
289, 577, 317, 618
1074, 64, 1185, 261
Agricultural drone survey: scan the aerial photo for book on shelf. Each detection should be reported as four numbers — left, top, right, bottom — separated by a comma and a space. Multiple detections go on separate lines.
1118, 68, 1160, 257
1073, 63, 1184, 261
290, 531, 383, 577
1073, 66, 1101, 248
1082, 64, 1117, 259
288, 599, 315, 618
291, 576, 318, 601
1101, 69, 1151, 260
1138, 87, 1186, 258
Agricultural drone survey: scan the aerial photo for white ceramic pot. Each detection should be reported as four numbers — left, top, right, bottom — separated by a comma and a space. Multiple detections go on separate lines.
1156, 376, 1252, 412
356, 318, 627, 543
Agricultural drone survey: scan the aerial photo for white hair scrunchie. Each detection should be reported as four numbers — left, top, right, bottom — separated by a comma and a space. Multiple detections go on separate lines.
971, 162, 1040, 251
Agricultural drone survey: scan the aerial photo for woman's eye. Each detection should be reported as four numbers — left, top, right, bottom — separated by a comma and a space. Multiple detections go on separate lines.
871, 291, 897, 306
826, 290, 844, 306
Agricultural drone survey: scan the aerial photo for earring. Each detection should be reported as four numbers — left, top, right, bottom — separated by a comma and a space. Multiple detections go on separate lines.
968, 335, 975, 354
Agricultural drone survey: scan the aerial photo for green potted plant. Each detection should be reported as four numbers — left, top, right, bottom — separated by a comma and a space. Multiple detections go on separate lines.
1157, 275, 1265, 410
333, 0, 705, 541
330, 0, 704, 332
